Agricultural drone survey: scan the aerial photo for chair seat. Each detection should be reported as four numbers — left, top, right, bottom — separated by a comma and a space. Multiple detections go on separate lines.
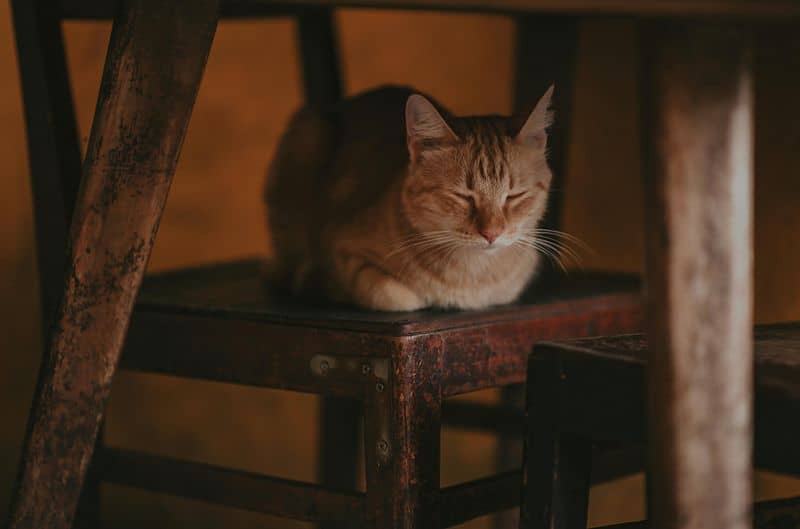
120, 258, 642, 396
136, 258, 641, 335
532, 322, 800, 476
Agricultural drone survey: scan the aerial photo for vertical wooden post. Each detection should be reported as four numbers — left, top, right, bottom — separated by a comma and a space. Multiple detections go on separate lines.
297, 10, 357, 527
10, 0, 83, 334
6, 1, 219, 528
297, 7, 343, 107
365, 339, 443, 529
500, 15, 578, 529
641, 22, 754, 529
522, 352, 592, 529
512, 14, 578, 263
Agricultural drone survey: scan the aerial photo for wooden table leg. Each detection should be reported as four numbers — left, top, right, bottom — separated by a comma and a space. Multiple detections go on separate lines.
641, 22, 754, 529
5, 1, 219, 528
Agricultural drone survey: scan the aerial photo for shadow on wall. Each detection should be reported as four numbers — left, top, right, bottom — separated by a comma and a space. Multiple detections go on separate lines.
1, 6, 800, 528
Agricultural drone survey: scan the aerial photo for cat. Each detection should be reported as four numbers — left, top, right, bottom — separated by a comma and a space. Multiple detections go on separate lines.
264, 85, 556, 311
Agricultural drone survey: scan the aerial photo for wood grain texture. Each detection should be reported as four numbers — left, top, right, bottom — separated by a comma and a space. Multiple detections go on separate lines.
5, 1, 219, 528
57, 0, 800, 18
389, 336, 444, 529
11, 0, 82, 333
641, 21, 754, 529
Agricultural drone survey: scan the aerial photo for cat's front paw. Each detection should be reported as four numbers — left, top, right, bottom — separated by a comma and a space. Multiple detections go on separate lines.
359, 277, 426, 312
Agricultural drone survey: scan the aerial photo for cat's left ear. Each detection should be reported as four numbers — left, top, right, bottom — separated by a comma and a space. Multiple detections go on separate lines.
406, 94, 458, 162
515, 84, 554, 150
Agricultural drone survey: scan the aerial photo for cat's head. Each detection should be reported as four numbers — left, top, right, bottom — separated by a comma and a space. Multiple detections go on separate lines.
401, 87, 554, 252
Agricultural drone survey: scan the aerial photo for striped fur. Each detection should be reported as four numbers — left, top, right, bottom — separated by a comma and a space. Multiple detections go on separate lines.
264, 85, 554, 311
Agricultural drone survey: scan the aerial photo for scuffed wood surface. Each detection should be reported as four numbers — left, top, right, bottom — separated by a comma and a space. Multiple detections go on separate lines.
6, 1, 219, 528
641, 21, 754, 529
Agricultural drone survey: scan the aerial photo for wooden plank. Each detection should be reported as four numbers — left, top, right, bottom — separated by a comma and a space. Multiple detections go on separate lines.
440, 471, 521, 527
121, 311, 392, 397
641, 21, 754, 529
11, 0, 82, 332
442, 299, 642, 396
5, 1, 219, 528
58, 0, 800, 18
96, 447, 365, 522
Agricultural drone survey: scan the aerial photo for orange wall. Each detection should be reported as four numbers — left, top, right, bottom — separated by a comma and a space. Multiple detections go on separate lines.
2, 6, 800, 527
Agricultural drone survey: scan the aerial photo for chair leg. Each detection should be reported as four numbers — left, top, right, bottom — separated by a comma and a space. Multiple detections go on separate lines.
298, 10, 357, 527
499, 15, 578, 529
511, 14, 578, 285
640, 22, 754, 529
365, 342, 443, 529
10, 0, 83, 334
521, 353, 592, 529
297, 7, 343, 107
5, 2, 219, 528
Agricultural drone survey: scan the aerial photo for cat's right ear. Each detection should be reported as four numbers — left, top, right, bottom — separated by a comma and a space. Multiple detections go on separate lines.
405, 94, 458, 162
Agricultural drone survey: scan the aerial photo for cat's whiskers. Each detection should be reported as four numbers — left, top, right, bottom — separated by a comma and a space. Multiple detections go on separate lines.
521, 228, 589, 269
386, 230, 469, 259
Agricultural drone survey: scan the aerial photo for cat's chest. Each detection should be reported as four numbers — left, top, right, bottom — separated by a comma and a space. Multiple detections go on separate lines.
413, 251, 540, 307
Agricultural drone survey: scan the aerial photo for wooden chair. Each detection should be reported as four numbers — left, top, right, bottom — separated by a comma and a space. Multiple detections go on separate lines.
10, 1, 643, 528
522, 323, 800, 529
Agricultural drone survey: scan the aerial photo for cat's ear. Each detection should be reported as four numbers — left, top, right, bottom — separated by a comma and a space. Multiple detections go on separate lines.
515, 84, 554, 150
406, 94, 458, 161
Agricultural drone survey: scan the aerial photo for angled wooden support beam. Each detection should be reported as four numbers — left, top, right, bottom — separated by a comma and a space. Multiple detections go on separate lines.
6, 1, 219, 528
641, 22, 754, 529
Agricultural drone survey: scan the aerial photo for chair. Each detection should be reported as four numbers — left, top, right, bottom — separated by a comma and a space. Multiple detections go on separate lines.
11, 1, 644, 528
522, 323, 800, 529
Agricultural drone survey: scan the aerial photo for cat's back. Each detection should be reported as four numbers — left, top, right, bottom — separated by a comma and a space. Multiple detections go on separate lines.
265, 85, 423, 283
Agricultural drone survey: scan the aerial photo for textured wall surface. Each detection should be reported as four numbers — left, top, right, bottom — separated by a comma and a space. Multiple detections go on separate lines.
1, 7, 799, 527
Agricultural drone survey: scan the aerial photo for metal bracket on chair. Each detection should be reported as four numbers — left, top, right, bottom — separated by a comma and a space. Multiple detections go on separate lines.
310, 354, 390, 384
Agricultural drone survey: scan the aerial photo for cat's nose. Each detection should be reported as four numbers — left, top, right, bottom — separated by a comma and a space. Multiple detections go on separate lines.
479, 228, 502, 244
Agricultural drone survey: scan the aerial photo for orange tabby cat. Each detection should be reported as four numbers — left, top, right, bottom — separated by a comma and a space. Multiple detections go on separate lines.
264, 85, 555, 311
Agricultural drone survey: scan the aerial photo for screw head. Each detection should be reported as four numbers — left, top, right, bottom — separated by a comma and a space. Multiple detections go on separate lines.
378, 439, 389, 453
361, 363, 372, 375
375, 382, 385, 392
319, 360, 330, 374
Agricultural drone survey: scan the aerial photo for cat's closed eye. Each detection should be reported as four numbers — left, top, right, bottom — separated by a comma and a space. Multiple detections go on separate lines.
450, 191, 475, 208
506, 191, 528, 203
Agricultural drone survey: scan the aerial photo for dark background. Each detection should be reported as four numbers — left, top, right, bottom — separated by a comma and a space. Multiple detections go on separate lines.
2, 7, 800, 527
